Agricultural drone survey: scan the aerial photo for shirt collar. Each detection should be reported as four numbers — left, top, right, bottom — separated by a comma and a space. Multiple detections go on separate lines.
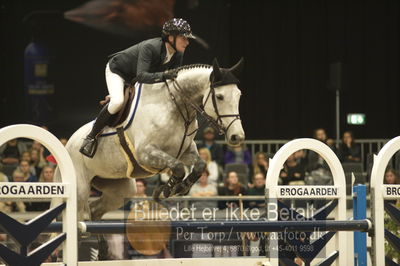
164, 43, 175, 64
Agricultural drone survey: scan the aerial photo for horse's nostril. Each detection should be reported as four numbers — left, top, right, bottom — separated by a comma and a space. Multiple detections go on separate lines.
231, 135, 238, 142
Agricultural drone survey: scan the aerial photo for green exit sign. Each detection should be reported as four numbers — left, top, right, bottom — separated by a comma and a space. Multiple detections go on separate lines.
347, 113, 366, 125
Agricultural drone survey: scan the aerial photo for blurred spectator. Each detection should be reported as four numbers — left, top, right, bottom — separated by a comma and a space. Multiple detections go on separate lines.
0, 200, 25, 213
0, 139, 27, 165
313, 128, 336, 150
30, 166, 55, 211
44, 137, 68, 166
249, 152, 269, 180
294, 149, 307, 169
197, 127, 224, 166
20, 151, 31, 162
224, 144, 252, 166
198, 148, 219, 186
218, 171, 246, 209
126, 179, 150, 212
11, 170, 25, 182
383, 168, 400, 206
337, 131, 361, 162
134, 179, 147, 197
30, 149, 47, 177
123, 179, 149, 212
384, 168, 400, 184
39, 165, 55, 182
59, 137, 68, 146
13, 167, 38, 211
31, 140, 52, 163
31, 140, 44, 153
0, 166, 7, 182
17, 160, 37, 182
0, 170, 27, 213
189, 169, 218, 209
280, 153, 305, 185
247, 172, 267, 257
306, 129, 333, 185
45, 154, 58, 166
247, 173, 266, 209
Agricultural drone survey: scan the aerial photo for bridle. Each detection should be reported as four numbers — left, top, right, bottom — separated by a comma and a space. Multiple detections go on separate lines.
202, 84, 241, 135
164, 78, 241, 157
166, 78, 241, 134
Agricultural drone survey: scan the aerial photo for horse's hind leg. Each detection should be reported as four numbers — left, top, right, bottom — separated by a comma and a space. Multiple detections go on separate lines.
86, 177, 136, 261
51, 163, 92, 221
90, 177, 137, 220
136, 145, 186, 199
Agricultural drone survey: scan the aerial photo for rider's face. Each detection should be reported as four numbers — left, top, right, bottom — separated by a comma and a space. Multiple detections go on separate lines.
169, 35, 189, 52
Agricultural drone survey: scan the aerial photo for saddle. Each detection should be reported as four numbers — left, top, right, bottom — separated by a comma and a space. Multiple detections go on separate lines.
100, 84, 136, 128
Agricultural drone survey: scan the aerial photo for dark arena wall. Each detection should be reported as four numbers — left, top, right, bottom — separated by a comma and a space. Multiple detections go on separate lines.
0, 0, 399, 139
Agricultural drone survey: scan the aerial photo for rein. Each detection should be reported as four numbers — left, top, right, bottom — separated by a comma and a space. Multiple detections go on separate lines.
164, 78, 241, 158
165, 80, 198, 158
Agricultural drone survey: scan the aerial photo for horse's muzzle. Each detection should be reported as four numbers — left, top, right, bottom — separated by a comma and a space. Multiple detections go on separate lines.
229, 133, 245, 146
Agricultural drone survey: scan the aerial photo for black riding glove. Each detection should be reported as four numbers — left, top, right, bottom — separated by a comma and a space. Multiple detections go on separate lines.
162, 69, 178, 81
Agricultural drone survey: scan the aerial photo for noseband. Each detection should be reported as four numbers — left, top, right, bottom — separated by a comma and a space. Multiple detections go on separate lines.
202, 86, 241, 135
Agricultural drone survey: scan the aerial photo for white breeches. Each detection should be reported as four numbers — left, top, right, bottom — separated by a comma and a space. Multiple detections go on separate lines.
105, 63, 125, 114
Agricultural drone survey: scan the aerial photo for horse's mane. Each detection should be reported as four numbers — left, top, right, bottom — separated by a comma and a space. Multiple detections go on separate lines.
175, 64, 212, 74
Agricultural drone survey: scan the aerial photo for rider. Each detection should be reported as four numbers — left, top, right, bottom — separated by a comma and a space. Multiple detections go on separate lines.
80, 18, 195, 158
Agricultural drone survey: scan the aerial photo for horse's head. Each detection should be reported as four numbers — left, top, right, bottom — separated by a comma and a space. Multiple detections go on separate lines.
202, 58, 245, 147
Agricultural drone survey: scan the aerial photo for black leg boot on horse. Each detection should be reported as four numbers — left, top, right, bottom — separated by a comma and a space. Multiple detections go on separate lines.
173, 159, 206, 196
153, 162, 186, 201
80, 106, 112, 158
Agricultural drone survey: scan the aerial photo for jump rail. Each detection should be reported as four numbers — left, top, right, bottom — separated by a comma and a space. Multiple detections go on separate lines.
0, 219, 368, 234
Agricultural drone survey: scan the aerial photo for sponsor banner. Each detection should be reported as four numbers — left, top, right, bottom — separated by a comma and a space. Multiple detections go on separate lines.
275, 186, 340, 199
0, 182, 67, 198
382, 185, 400, 199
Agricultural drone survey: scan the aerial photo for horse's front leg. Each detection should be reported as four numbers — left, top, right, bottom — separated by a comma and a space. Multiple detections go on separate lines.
136, 144, 186, 200
173, 141, 206, 196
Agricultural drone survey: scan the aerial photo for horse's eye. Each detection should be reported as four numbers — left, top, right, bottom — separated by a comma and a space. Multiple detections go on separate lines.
216, 95, 224, 101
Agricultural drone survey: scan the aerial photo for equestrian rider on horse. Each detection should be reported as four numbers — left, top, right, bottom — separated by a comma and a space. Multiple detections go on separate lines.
80, 18, 196, 158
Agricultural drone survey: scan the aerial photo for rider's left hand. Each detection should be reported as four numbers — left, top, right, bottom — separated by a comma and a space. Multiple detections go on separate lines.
162, 69, 178, 81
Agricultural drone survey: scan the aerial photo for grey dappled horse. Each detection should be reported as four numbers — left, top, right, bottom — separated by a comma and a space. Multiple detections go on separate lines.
55, 58, 245, 222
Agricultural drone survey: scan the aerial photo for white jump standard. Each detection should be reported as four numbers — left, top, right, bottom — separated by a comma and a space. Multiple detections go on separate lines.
0, 124, 78, 266
3, 124, 397, 266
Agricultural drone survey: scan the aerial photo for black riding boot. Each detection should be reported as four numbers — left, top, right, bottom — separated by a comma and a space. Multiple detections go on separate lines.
79, 107, 112, 158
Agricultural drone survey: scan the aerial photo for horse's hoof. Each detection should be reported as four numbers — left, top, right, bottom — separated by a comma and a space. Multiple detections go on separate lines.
162, 186, 172, 198
152, 186, 164, 201
174, 184, 190, 196
98, 235, 109, 260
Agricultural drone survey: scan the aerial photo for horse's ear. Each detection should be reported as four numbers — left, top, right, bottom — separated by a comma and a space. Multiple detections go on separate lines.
229, 57, 244, 78
212, 58, 222, 80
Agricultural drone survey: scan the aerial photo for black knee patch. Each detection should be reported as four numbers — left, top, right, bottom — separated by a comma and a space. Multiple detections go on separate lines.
193, 160, 207, 174
172, 162, 185, 178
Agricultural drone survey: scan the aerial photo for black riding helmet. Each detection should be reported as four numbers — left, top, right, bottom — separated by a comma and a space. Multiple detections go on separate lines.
162, 18, 195, 50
